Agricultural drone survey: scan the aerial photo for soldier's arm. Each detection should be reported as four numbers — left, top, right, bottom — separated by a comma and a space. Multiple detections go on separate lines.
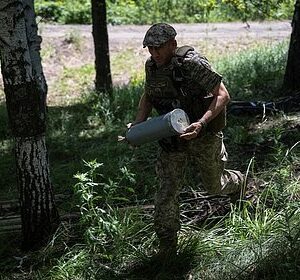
131, 93, 153, 126
180, 82, 229, 140
199, 81, 230, 126
179, 49, 229, 140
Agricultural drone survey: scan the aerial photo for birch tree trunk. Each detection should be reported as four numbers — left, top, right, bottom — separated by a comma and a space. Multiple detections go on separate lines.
0, 0, 59, 250
91, 0, 112, 95
283, 0, 300, 93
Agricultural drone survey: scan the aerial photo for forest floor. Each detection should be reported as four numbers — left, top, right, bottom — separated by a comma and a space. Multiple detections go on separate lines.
0, 21, 300, 280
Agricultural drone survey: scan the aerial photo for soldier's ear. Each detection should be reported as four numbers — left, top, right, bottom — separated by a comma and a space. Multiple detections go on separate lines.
169, 39, 177, 50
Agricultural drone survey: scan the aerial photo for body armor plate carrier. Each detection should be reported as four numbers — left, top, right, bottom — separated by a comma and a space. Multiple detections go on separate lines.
145, 46, 226, 140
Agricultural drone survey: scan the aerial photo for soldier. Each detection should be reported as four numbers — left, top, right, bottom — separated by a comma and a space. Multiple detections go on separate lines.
131, 23, 245, 259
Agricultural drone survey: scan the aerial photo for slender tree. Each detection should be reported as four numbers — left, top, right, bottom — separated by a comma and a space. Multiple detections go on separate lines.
0, 0, 59, 250
91, 0, 112, 95
283, 0, 300, 93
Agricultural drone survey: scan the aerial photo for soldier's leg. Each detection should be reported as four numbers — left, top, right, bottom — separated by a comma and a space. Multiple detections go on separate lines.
154, 149, 187, 254
191, 132, 245, 196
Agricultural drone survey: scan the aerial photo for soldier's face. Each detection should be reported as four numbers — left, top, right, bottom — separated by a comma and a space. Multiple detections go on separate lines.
148, 39, 177, 66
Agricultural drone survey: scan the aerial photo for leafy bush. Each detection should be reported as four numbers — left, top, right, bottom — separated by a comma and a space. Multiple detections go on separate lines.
61, 0, 91, 24
83, 83, 143, 127
107, 0, 140, 25
35, 1, 63, 22
35, 0, 91, 23
216, 41, 289, 100
35, 0, 295, 24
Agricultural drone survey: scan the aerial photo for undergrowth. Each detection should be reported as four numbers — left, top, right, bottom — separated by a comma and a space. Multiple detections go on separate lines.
216, 41, 289, 100
0, 42, 299, 279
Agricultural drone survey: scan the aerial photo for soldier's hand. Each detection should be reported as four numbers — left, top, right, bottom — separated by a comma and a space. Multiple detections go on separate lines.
125, 122, 139, 149
118, 123, 136, 148
180, 122, 203, 140
127, 121, 141, 129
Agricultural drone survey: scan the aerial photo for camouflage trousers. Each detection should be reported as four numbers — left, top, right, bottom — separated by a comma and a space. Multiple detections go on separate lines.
154, 132, 244, 242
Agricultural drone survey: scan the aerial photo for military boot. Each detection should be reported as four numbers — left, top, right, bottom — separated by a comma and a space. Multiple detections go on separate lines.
228, 171, 247, 203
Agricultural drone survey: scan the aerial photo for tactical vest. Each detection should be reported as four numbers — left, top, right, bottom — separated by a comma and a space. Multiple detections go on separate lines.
145, 46, 226, 133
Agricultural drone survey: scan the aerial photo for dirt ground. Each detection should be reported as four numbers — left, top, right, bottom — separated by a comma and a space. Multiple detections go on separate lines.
0, 21, 293, 104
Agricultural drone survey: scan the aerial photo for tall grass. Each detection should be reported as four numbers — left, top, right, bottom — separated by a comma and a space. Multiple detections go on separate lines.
1, 42, 299, 279
36, 141, 299, 280
216, 41, 289, 100
44, 43, 300, 278
191, 142, 300, 280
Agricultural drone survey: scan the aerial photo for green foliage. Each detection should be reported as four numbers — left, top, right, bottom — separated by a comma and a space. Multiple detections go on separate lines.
61, 0, 91, 24
221, 0, 295, 21
73, 160, 135, 249
35, 0, 63, 22
48, 153, 300, 280
216, 41, 289, 100
82, 82, 143, 126
106, 0, 140, 25
35, 0, 91, 24
34, 0, 295, 24
1, 40, 300, 279
43, 160, 154, 280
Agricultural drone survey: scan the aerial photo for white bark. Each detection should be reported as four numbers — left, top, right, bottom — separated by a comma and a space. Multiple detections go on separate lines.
16, 137, 55, 229
0, 0, 32, 84
0, 0, 58, 249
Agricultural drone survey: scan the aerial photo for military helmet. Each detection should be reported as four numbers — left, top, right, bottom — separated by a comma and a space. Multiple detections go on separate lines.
143, 23, 177, 48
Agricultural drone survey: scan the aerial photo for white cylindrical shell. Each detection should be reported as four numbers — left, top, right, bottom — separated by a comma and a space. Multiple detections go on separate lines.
126, 109, 190, 145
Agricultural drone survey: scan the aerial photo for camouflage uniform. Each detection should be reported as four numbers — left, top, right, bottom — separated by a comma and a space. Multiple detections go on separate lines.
143, 23, 244, 249
154, 133, 243, 243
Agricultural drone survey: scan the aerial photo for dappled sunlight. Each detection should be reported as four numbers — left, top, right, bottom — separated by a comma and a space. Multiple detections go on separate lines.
0, 15, 299, 280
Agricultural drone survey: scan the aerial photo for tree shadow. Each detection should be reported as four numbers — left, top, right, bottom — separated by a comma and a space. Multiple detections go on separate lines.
238, 239, 300, 280
0, 102, 9, 141
0, 232, 23, 274
0, 100, 128, 197
225, 112, 300, 173
123, 251, 196, 280
0, 97, 157, 206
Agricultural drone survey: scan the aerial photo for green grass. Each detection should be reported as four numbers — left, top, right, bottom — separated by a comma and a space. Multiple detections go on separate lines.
0, 41, 300, 279
216, 41, 289, 101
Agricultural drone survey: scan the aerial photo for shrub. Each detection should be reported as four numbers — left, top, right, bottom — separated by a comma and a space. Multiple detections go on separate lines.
35, 1, 64, 22
216, 41, 289, 100
34, 0, 294, 24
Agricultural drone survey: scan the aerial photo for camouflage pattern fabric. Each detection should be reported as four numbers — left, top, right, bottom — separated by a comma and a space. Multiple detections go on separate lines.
143, 23, 177, 48
144, 49, 225, 129
142, 24, 243, 247
181, 50, 222, 94
154, 132, 244, 241
144, 50, 222, 100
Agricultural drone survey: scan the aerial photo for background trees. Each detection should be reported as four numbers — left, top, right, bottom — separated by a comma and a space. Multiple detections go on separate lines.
34, 0, 294, 24
284, 0, 300, 92
91, 0, 112, 94
0, 0, 59, 249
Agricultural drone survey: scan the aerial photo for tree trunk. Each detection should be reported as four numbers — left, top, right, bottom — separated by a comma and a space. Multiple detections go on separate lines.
0, 0, 59, 250
91, 0, 113, 95
283, 0, 300, 93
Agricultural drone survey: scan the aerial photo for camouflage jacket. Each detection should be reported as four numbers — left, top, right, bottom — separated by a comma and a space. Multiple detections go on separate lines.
144, 46, 226, 133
